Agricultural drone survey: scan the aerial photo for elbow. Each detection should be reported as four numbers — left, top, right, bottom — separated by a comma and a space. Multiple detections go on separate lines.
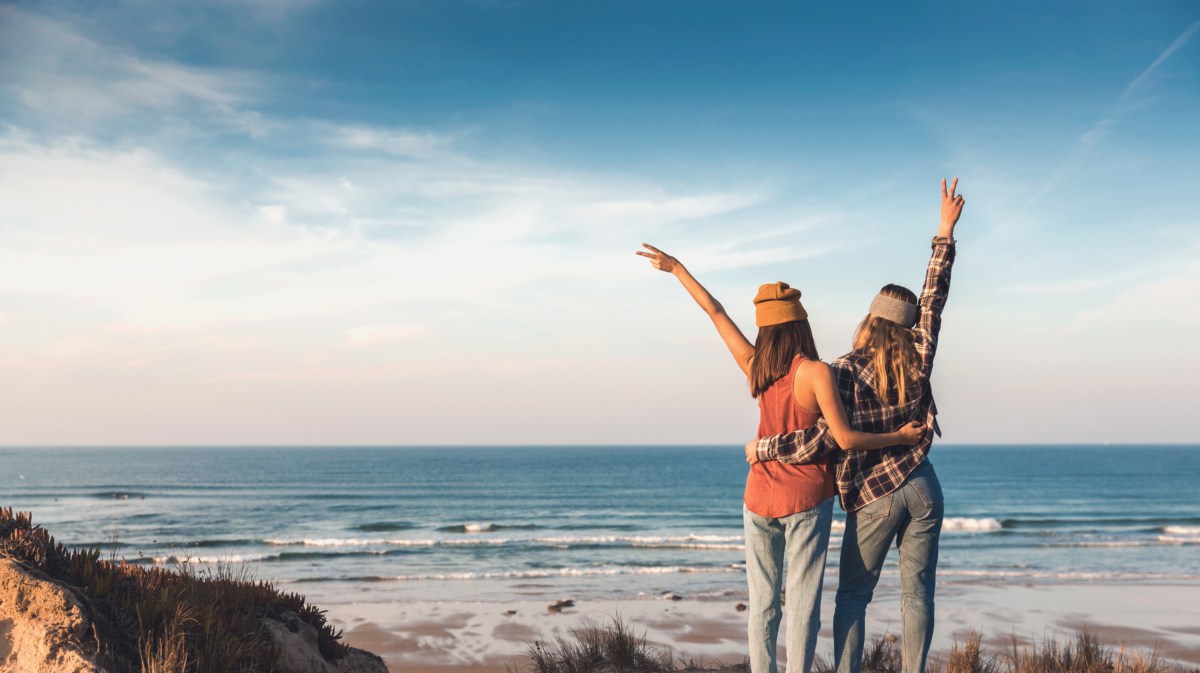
830, 431, 857, 451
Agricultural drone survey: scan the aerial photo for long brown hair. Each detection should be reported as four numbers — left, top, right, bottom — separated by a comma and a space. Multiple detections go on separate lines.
750, 320, 819, 399
853, 284, 921, 405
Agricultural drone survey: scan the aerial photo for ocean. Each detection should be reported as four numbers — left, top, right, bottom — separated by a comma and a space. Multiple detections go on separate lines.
2, 445, 1198, 607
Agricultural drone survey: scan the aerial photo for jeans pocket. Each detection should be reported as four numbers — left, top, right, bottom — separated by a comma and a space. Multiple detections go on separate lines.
856, 492, 893, 521
907, 466, 944, 512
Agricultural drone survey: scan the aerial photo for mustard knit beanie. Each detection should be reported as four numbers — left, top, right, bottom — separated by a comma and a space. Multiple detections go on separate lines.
754, 282, 808, 327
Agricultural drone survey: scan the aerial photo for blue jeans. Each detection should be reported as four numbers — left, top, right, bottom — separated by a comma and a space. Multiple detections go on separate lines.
833, 461, 944, 673
743, 498, 834, 673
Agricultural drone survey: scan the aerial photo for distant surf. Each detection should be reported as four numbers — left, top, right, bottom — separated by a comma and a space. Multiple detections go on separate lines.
6, 445, 1198, 603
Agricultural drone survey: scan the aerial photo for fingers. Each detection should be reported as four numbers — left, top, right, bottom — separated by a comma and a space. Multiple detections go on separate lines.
949, 177, 958, 198
744, 441, 759, 464
641, 243, 664, 254
941, 178, 947, 198
635, 251, 656, 258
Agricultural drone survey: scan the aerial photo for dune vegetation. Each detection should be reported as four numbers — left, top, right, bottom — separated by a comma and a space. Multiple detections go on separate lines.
0, 507, 346, 673
510, 615, 1200, 673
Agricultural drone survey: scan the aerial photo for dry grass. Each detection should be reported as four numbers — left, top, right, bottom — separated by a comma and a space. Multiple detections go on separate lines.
0, 507, 347, 673
512, 618, 1199, 673
510, 615, 677, 673
988, 630, 1181, 673
139, 605, 193, 673
508, 614, 753, 673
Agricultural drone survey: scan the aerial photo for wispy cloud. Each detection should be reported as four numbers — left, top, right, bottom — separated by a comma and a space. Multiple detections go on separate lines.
0, 7, 781, 445
328, 126, 455, 160
0, 6, 263, 133
4, 2, 1194, 444
1014, 21, 1200, 218
1117, 21, 1200, 106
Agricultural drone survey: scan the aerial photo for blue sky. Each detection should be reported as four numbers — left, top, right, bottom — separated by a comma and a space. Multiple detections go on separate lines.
0, 1, 1197, 444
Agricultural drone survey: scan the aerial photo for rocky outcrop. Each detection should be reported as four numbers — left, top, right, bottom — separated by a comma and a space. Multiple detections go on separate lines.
0, 557, 386, 673
0, 557, 107, 673
263, 611, 387, 673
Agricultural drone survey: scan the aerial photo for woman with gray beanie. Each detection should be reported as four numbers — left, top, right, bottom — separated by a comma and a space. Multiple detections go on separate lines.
749, 177, 966, 673
636, 241, 924, 673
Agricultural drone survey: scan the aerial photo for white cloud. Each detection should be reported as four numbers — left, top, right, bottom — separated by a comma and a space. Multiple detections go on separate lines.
0, 5, 263, 132
1063, 257, 1200, 338
328, 126, 454, 159
9, 4, 1193, 445
0, 8, 788, 443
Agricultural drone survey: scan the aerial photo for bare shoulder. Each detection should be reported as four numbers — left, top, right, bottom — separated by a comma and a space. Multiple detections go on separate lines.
795, 358, 834, 384
798, 358, 833, 375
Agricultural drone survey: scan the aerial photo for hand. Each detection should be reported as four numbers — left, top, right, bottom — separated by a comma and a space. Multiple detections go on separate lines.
745, 439, 761, 465
636, 243, 680, 274
939, 177, 965, 238
896, 421, 926, 446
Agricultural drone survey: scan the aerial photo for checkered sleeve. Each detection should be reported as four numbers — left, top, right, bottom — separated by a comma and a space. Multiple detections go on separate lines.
755, 358, 853, 464
754, 418, 837, 464
914, 237, 955, 381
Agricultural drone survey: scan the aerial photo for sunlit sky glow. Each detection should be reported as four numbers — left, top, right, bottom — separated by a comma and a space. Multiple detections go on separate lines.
0, 1, 1197, 445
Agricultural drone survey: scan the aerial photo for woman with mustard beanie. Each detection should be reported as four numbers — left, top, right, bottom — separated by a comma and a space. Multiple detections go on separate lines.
637, 244, 924, 673
749, 178, 965, 673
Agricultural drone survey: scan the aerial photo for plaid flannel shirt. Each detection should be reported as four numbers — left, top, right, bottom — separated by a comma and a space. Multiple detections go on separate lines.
755, 237, 956, 512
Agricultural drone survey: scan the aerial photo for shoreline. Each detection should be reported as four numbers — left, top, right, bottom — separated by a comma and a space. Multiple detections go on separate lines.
322, 582, 1200, 672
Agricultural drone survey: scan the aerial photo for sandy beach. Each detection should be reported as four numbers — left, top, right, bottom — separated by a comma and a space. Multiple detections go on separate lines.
325, 582, 1200, 672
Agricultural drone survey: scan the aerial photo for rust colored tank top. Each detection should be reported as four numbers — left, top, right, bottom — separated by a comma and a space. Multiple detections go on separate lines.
744, 355, 837, 518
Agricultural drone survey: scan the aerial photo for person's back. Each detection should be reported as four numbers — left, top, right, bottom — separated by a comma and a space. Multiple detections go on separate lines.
745, 354, 835, 519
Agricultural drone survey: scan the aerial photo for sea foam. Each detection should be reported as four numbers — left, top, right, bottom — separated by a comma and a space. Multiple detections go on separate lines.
296, 564, 745, 583
263, 533, 745, 550
942, 517, 1004, 532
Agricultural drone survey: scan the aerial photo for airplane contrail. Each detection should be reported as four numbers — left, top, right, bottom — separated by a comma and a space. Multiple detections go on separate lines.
1015, 20, 1200, 217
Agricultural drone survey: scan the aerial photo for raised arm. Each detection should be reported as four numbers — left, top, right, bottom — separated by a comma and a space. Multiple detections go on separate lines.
803, 361, 924, 451
916, 178, 964, 379
638, 243, 755, 375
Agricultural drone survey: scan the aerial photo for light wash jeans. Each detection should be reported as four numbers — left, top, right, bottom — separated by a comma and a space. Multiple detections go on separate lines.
833, 460, 944, 673
743, 498, 834, 673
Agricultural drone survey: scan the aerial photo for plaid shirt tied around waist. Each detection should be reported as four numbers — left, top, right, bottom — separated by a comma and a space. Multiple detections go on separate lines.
755, 237, 956, 512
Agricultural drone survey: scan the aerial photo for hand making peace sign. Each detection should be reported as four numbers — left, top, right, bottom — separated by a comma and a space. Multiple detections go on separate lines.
939, 177, 965, 239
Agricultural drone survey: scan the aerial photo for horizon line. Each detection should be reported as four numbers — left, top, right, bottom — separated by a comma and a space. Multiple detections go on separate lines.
2, 442, 1198, 449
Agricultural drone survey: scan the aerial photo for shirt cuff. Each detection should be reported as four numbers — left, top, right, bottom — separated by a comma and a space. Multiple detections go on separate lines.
755, 437, 777, 463
931, 235, 956, 247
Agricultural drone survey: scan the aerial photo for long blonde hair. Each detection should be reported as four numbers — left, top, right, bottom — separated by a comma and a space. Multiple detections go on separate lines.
853, 284, 921, 405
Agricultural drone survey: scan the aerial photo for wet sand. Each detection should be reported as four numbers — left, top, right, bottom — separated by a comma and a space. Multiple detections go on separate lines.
327, 583, 1200, 672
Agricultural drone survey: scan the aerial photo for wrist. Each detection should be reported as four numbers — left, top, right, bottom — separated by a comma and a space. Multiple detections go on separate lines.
755, 438, 772, 463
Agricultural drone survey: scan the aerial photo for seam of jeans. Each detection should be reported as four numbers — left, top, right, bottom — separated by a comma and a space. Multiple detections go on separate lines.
906, 465, 942, 511
910, 480, 931, 510
856, 492, 892, 521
